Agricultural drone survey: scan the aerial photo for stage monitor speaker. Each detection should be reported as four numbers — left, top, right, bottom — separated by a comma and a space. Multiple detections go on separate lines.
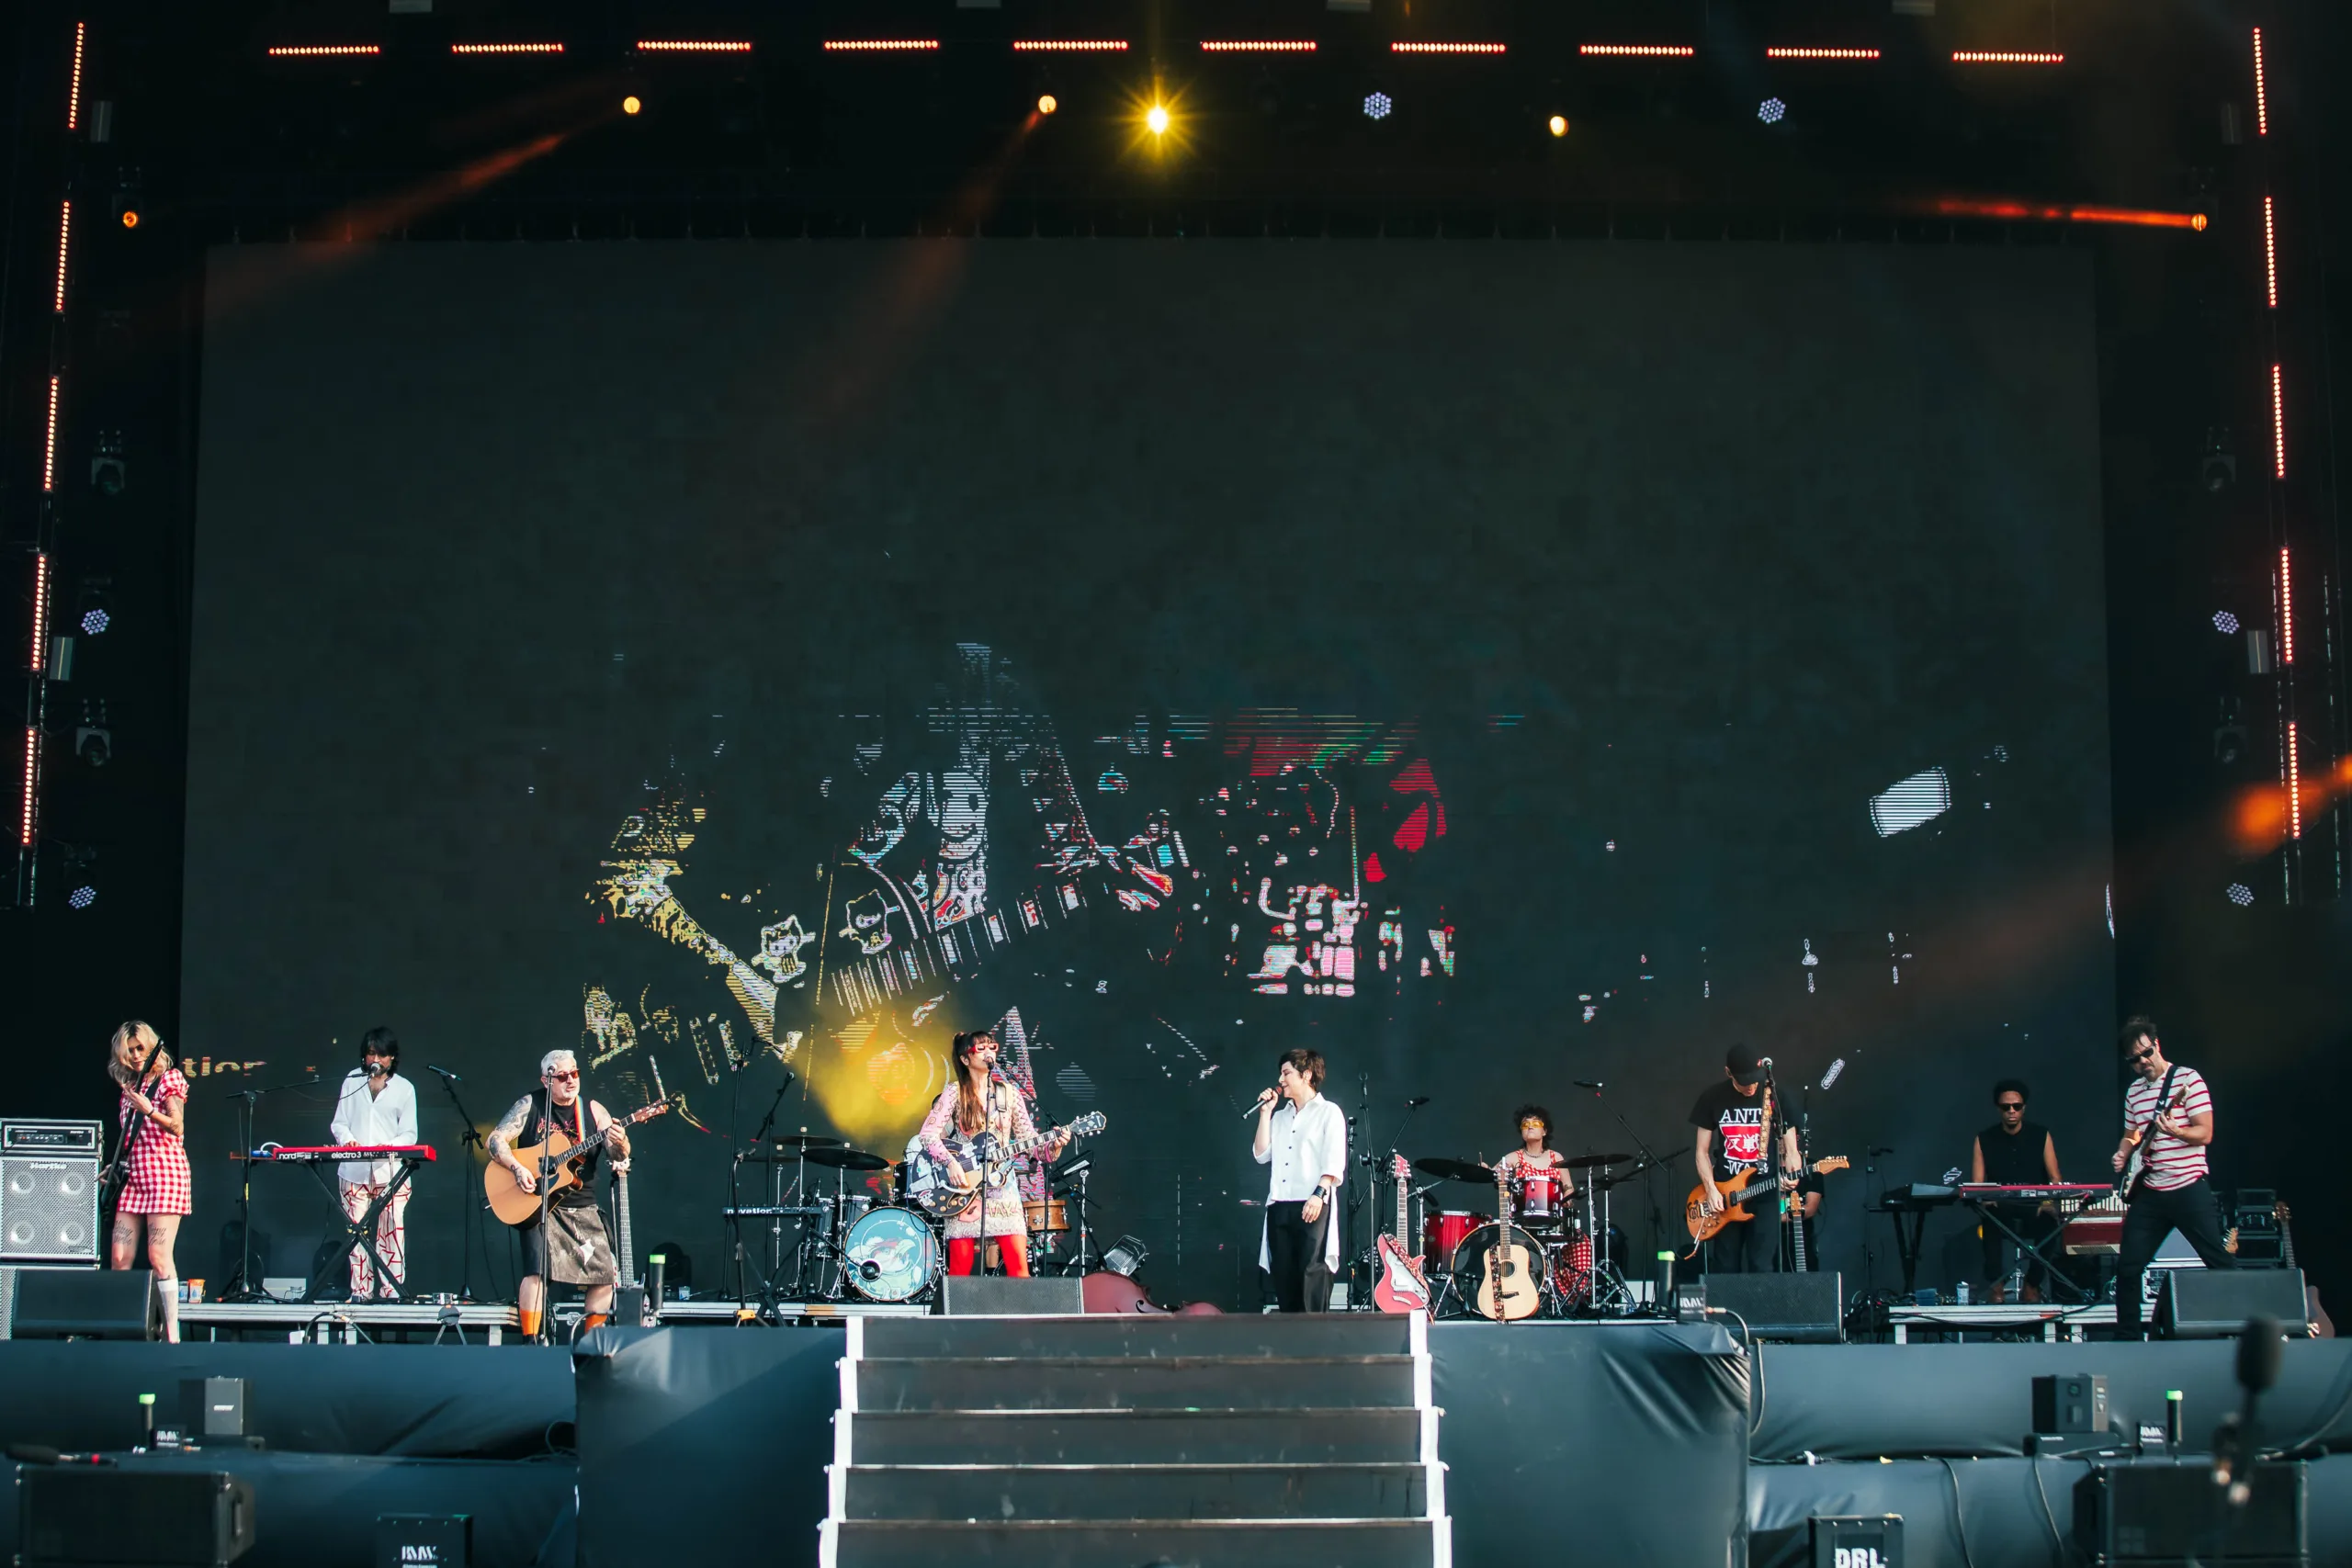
375, 1514, 469, 1568
180, 1378, 248, 1439
1, 1152, 101, 1265
1702, 1272, 1844, 1343
1811, 1514, 1903, 1568
9, 1266, 158, 1340
2033, 1373, 2109, 1436
939, 1275, 1084, 1316
2160, 1269, 2312, 1339
2074, 1458, 2304, 1563
17, 1466, 254, 1567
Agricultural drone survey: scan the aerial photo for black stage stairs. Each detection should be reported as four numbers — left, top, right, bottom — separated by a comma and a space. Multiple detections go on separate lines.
820, 1311, 1452, 1568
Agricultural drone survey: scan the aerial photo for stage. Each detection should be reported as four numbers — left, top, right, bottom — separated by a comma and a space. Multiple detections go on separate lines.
5, 1316, 2348, 1566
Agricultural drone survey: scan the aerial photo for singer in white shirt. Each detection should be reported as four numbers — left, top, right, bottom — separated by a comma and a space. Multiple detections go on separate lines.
330, 1027, 418, 1300
1252, 1048, 1347, 1312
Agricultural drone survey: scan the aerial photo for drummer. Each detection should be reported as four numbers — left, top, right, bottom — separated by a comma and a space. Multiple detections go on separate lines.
1497, 1105, 1574, 1224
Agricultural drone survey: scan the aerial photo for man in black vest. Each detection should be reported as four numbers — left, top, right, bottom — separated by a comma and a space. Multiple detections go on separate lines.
1969, 1078, 2063, 1298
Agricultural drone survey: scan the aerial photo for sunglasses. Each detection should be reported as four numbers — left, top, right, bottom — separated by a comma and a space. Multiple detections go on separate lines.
1997, 1101, 2025, 1111
2128, 1047, 2158, 1062
547, 1070, 581, 1082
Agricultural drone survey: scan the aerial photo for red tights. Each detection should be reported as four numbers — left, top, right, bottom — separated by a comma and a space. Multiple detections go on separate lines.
946, 1235, 1030, 1277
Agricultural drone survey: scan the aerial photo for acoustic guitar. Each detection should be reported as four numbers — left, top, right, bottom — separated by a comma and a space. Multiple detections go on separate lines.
1684, 1156, 1849, 1252
1467, 1159, 1540, 1322
1373, 1154, 1430, 1314
485, 1096, 673, 1227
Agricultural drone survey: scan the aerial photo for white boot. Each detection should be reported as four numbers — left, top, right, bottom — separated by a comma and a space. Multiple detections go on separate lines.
153, 1274, 181, 1343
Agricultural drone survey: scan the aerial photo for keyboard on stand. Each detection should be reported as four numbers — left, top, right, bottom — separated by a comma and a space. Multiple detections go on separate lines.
1953, 1182, 2109, 1203
248, 1144, 438, 1164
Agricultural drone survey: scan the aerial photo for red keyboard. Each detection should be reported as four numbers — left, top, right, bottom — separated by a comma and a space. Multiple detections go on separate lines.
248, 1144, 437, 1164
1954, 1182, 2107, 1201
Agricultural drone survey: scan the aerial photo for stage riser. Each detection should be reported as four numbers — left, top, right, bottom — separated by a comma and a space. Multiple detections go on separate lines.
830, 1518, 1439, 1567
858, 1314, 1415, 1360
841, 1461, 1429, 1520
854, 1355, 1418, 1411
848, 1407, 1424, 1466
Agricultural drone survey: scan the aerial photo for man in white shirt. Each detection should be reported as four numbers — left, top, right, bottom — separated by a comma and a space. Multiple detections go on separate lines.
1252, 1048, 1348, 1313
331, 1026, 419, 1300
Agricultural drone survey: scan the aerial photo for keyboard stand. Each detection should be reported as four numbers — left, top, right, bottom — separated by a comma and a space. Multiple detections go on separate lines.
301, 1153, 431, 1304
1957, 1191, 2098, 1304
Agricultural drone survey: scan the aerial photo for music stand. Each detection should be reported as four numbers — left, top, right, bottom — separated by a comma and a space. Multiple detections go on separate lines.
220, 1075, 321, 1302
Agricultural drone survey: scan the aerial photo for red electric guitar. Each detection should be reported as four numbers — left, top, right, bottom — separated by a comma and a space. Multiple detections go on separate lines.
1373, 1154, 1430, 1314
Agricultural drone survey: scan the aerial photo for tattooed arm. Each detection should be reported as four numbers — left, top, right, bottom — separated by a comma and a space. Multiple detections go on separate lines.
487, 1096, 537, 1190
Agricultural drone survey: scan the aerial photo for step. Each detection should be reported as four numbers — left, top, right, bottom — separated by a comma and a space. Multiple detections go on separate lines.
854, 1355, 1420, 1412
828, 1517, 1442, 1568
848, 1407, 1427, 1466
840, 1461, 1430, 1521
857, 1312, 1416, 1362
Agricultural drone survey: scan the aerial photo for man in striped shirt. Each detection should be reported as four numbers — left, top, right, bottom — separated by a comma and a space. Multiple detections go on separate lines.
2109, 1017, 2235, 1337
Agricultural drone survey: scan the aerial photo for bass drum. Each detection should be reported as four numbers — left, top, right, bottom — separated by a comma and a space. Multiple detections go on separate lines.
843, 1205, 941, 1302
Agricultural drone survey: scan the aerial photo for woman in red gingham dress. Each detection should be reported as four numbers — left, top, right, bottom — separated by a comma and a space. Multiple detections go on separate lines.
107, 1021, 190, 1342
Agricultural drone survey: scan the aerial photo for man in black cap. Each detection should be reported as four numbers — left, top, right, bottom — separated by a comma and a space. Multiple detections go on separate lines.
1690, 1043, 1803, 1274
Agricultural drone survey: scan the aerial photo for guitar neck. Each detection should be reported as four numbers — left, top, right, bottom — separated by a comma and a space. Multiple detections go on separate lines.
614, 1169, 637, 1287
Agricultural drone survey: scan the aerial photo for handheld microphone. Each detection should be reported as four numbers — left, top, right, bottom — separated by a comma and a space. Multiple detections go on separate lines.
1241, 1090, 1280, 1120
1574, 1080, 1605, 1089
427, 1065, 461, 1081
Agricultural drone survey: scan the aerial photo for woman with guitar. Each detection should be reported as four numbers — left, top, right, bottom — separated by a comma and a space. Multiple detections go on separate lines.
917, 1032, 1067, 1279
489, 1049, 635, 1341
106, 1021, 190, 1342
1689, 1043, 1803, 1275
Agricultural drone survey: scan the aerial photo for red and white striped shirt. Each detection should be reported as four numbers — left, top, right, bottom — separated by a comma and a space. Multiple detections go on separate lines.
2123, 1066, 2211, 1191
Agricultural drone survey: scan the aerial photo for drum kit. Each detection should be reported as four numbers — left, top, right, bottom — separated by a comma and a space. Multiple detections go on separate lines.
725, 1133, 1093, 1308
1407, 1150, 1650, 1317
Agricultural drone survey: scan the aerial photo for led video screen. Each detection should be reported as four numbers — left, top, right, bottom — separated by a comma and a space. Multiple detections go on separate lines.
181, 242, 2113, 1305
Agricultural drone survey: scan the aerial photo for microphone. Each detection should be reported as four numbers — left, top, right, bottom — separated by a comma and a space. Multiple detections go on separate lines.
1574, 1080, 1605, 1089
1241, 1090, 1280, 1120
427, 1066, 461, 1081
1756, 1056, 1774, 1070
2215, 1314, 2285, 1504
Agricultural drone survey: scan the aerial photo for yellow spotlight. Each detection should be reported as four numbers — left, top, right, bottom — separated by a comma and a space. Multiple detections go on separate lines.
119, 209, 139, 230
1038, 94, 1058, 115
1547, 115, 1567, 137
1146, 103, 1170, 135
622, 95, 642, 115
2192, 212, 2209, 231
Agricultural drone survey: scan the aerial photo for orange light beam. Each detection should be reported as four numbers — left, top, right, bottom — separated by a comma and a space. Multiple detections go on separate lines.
1918, 197, 2207, 231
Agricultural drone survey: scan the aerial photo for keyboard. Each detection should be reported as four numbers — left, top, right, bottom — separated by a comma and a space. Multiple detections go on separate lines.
1954, 1183, 2109, 1202
1877, 1183, 1957, 1210
249, 1144, 437, 1164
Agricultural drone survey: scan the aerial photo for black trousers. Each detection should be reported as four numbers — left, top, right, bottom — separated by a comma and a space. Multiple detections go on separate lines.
1706, 1210, 1780, 1274
2116, 1178, 2236, 1334
1266, 1200, 1335, 1313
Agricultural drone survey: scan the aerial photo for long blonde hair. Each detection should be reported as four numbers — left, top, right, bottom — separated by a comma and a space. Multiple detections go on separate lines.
107, 1021, 173, 1087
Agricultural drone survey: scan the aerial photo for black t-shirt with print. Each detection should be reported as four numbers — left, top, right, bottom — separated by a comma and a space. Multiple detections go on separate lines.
1688, 1080, 1773, 1185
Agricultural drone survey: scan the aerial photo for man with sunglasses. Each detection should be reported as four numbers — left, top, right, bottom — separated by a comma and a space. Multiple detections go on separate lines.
2109, 1017, 2233, 1337
489, 1049, 632, 1341
1969, 1078, 2063, 1299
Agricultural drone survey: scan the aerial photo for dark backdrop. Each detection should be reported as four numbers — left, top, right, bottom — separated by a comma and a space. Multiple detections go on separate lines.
176, 241, 2112, 1306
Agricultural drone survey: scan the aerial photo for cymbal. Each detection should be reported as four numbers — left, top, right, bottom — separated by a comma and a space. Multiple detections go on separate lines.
772, 1133, 846, 1149
802, 1145, 890, 1171
1414, 1156, 1495, 1184
1559, 1151, 1634, 1171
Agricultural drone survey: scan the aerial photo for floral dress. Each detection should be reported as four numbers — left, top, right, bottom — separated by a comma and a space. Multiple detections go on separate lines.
918, 1082, 1038, 1241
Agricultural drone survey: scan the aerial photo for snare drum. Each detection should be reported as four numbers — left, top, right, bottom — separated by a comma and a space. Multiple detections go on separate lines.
1024, 1198, 1069, 1234
1424, 1210, 1479, 1268
1517, 1168, 1566, 1224
842, 1206, 941, 1302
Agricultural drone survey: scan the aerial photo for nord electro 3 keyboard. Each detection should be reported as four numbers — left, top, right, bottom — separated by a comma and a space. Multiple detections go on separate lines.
246, 1144, 437, 1164
1953, 1183, 2109, 1202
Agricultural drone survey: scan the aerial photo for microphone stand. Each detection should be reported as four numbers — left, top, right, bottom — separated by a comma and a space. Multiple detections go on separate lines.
980, 1069, 1001, 1280
1582, 1084, 1671, 1315
735, 1072, 793, 1316
221, 1074, 322, 1303
428, 1069, 492, 1304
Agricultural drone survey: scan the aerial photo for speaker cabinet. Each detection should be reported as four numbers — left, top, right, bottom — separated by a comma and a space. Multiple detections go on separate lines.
1701, 1272, 1845, 1343
938, 1275, 1085, 1316
9, 1267, 158, 1340
1, 1154, 101, 1264
2074, 1458, 2304, 1564
2160, 1269, 2312, 1339
2033, 1373, 2109, 1435
17, 1467, 255, 1567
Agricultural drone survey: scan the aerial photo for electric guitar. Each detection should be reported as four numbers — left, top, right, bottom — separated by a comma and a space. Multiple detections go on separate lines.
2117, 1077, 2188, 1201
908, 1111, 1106, 1222
1686, 1156, 1849, 1251
1373, 1154, 1430, 1314
1469, 1159, 1540, 1322
2277, 1201, 2333, 1337
485, 1097, 673, 1227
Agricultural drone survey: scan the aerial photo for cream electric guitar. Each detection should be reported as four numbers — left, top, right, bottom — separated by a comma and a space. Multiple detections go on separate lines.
1372, 1154, 1430, 1314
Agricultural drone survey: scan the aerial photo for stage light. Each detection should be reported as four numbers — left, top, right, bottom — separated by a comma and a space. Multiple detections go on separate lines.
2192, 214, 2208, 231
452, 42, 563, 55
2279, 548, 2293, 664
1548, 115, 1567, 137
1146, 104, 1170, 135
822, 39, 940, 51
53, 200, 70, 312
2213, 611, 2240, 635
2226, 882, 2254, 908
90, 430, 125, 496
622, 96, 641, 115
1012, 40, 1127, 52
1758, 97, 1786, 124
80, 609, 107, 636
1579, 44, 1695, 58
119, 209, 138, 230
636, 40, 752, 53
2271, 365, 2285, 479
1869, 767, 1951, 837
18, 725, 35, 846
42, 377, 59, 493
69, 22, 85, 130
266, 45, 381, 57
1201, 41, 1316, 53
1951, 51, 2064, 64
1038, 95, 1058, 115
67, 886, 96, 910
2264, 197, 2277, 308
1363, 91, 1393, 119
2252, 28, 2267, 136
29, 554, 49, 674
2287, 722, 2301, 839
1391, 42, 1506, 55
1765, 48, 1879, 61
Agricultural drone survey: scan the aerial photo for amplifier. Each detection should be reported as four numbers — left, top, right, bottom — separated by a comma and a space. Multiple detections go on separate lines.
1700, 1272, 1845, 1343
2034, 1373, 2109, 1436
17, 1467, 255, 1567
1, 1137, 102, 1265
939, 1275, 1084, 1316
2074, 1457, 2304, 1564
2160, 1269, 2313, 1339
2, 1121, 102, 1156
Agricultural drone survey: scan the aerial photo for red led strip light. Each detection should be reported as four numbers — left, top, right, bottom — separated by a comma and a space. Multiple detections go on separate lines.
1012, 40, 1128, 51
41, 378, 60, 494
68, 21, 85, 130
1201, 41, 1317, 52
2272, 364, 2286, 479
266, 45, 380, 57
1765, 48, 1880, 60
1579, 44, 1693, 58
53, 201, 71, 313
2287, 723, 2301, 840
2252, 28, 2267, 136
823, 39, 940, 51
2279, 548, 2294, 665
2265, 197, 2278, 309
1393, 42, 1507, 54
29, 553, 49, 674
452, 42, 564, 54
1951, 51, 2064, 64
19, 727, 36, 848
636, 40, 752, 52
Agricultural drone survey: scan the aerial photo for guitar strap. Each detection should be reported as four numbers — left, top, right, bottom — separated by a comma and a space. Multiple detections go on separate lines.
2125, 1065, 2180, 1201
